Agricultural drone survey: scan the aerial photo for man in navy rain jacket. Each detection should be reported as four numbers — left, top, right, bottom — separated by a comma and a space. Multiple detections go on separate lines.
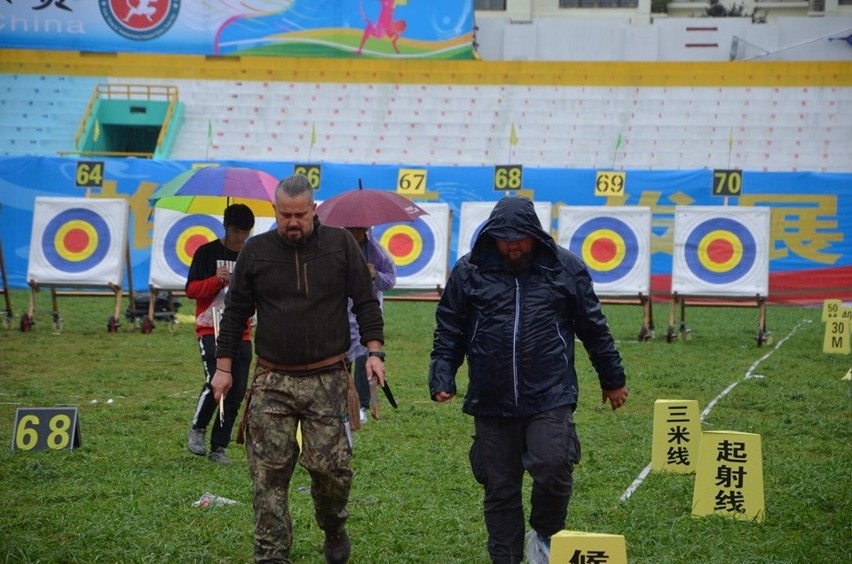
429, 195, 629, 564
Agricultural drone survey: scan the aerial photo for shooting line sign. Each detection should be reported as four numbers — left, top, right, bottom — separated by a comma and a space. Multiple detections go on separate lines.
11, 407, 82, 452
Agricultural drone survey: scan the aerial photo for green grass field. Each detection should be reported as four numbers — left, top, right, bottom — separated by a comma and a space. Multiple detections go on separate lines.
0, 289, 849, 563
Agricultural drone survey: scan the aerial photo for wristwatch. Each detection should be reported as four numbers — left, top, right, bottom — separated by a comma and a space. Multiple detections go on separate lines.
367, 351, 386, 361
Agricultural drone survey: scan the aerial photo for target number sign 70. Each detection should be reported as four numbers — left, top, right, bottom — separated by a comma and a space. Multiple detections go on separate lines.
11, 407, 82, 452
713, 169, 743, 197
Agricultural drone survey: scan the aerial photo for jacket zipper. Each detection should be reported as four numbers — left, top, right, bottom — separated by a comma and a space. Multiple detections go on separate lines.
512, 277, 520, 406
294, 247, 301, 292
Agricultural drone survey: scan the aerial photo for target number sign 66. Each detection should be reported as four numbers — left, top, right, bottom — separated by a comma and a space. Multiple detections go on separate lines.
11, 407, 82, 452
293, 164, 322, 190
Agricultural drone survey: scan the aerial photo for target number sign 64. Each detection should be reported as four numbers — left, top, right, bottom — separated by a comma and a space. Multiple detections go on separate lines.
713, 169, 743, 197
11, 407, 82, 452
293, 164, 322, 190
75, 161, 104, 187
595, 171, 626, 197
494, 165, 523, 191
397, 168, 427, 196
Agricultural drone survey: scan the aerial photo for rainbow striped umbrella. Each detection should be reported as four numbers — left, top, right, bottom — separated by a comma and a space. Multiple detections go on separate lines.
150, 166, 279, 217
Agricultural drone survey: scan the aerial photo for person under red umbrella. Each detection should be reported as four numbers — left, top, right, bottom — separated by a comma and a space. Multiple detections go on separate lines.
344, 226, 396, 425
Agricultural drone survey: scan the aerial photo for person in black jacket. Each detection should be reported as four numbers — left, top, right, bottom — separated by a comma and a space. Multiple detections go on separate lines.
211, 174, 385, 564
429, 196, 629, 564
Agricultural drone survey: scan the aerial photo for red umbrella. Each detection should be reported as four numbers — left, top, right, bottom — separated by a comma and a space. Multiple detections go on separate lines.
316, 182, 428, 228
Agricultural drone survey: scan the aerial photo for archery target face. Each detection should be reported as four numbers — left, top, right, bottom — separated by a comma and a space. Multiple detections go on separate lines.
27, 197, 129, 286
557, 206, 651, 295
373, 202, 449, 289
672, 206, 770, 297
458, 201, 552, 259
149, 208, 224, 289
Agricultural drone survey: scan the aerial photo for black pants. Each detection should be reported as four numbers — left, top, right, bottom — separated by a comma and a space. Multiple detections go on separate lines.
469, 405, 581, 564
191, 334, 252, 450
352, 353, 370, 410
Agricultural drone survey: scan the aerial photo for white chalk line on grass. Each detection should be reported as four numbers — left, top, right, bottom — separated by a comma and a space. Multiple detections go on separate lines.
617, 319, 809, 504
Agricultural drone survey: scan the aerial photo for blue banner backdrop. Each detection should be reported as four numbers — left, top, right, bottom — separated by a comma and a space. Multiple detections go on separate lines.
0, 156, 850, 303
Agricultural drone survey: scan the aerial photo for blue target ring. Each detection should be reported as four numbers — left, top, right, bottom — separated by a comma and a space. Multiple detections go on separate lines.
42, 208, 110, 272
164, 215, 224, 278
374, 217, 436, 278
684, 218, 755, 284
569, 217, 637, 284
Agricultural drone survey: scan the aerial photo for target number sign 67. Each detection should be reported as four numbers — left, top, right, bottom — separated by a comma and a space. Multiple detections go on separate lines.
11, 407, 82, 452
397, 168, 427, 196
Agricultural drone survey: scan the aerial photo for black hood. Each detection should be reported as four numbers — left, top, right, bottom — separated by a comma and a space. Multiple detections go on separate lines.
470, 196, 557, 264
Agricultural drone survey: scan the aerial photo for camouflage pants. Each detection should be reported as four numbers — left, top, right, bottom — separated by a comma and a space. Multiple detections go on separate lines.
246, 364, 352, 563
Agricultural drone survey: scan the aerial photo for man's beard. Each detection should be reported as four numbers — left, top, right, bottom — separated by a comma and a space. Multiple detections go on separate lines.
504, 253, 531, 273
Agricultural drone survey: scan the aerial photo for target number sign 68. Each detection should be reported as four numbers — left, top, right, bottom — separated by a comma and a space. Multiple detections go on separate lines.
11, 407, 82, 452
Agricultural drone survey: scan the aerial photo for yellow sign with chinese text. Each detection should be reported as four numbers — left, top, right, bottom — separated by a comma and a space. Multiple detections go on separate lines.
692, 431, 764, 522
651, 399, 701, 473
550, 530, 627, 564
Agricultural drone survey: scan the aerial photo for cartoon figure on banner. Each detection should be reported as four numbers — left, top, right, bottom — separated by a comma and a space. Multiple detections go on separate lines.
684, 218, 756, 285
374, 217, 436, 279
164, 215, 224, 280
42, 208, 111, 273
358, 0, 407, 55
567, 217, 638, 285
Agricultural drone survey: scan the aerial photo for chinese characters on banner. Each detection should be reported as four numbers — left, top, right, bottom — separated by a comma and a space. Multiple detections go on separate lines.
692, 431, 765, 522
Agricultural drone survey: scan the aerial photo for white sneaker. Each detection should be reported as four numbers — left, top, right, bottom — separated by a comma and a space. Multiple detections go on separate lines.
525, 529, 551, 564
359, 407, 368, 424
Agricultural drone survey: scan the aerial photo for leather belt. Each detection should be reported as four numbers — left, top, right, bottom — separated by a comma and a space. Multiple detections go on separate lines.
257, 353, 346, 374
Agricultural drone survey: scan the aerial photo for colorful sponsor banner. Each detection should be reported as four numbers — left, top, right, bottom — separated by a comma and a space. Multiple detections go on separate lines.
672, 206, 770, 297
0, 1, 473, 59
373, 202, 450, 289
1, 157, 850, 304
457, 201, 553, 259
149, 207, 223, 290
558, 206, 651, 296
26, 197, 129, 287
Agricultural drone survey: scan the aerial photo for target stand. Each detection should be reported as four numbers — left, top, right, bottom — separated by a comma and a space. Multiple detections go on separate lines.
0, 237, 14, 329
23, 240, 135, 334
666, 293, 771, 346
23, 197, 133, 333
557, 206, 654, 342
601, 292, 655, 342
667, 206, 772, 347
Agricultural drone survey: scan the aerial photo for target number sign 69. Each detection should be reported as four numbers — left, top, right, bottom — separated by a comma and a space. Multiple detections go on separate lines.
595, 171, 626, 197
293, 164, 322, 190
11, 407, 82, 452
713, 169, 743, 197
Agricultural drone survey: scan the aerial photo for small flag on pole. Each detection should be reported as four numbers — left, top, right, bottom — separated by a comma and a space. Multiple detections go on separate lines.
207, 120, 213, 145
310, 122, 317, 148
615, 132, 622, 151
728, 126, 734, 150
93, 119, 101, 143
509, 123, 519, 147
